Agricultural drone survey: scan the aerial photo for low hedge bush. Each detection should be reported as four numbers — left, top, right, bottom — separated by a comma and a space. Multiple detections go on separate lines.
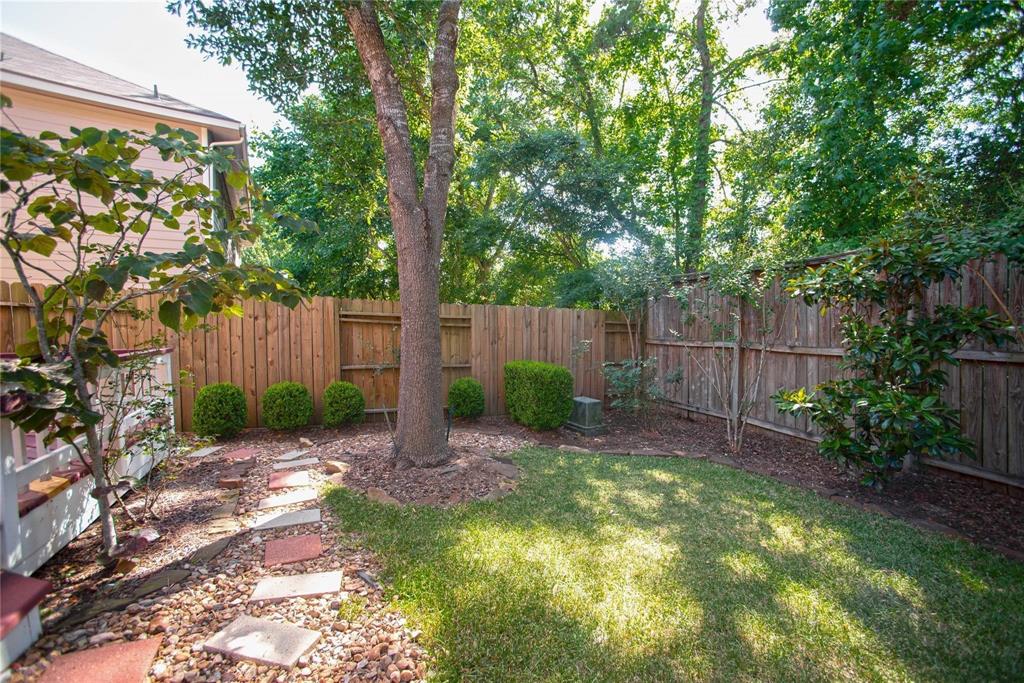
448, 377, 485, 418
261, 381, 312, 430
504, 361, 573, 430
192, 382, 247, 438
323, 381, 365, 427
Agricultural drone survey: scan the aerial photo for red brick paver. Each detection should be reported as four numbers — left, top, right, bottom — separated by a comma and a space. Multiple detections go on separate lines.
268, 470, 312, 490
264, 534, 323, 567
38, 636, 163, 683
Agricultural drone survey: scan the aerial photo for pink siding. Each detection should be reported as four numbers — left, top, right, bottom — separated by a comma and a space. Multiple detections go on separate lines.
0, 85, 208, 276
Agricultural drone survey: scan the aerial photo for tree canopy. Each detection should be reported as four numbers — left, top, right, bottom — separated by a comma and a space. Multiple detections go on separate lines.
174, 0, 1024, 305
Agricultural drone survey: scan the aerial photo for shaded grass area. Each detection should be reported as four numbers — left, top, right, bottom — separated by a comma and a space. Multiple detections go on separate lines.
326, 448, 1024, 682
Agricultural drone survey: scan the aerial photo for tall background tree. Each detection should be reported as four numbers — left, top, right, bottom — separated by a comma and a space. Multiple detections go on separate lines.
175, 0, 463, 466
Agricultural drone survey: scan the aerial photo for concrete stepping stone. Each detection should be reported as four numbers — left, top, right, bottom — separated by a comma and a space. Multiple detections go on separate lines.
38, 635, 163, 683
188, 445, 223, 459
207, 518, 242, 535
249, 570, 342, 603
130, 568, 191, 600
257, 487, 318, 510
272, 457, 320, 471
268, 470, 312, 490
190, 536, 234, 564
274, 449, 308, 462
250, 507, 321, 531
203, 615, 320, 668
264, 534, 323, 567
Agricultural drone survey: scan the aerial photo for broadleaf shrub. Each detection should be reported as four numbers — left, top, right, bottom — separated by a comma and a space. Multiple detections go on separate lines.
323, 381, 365, 427
773, 232, 1013, 488
504, 361, 573, 430
262, 381, 312, 430
192, 382, 247, 438
448, 377, 485, 418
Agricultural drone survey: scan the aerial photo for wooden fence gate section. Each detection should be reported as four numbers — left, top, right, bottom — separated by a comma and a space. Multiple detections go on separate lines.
0, 287, 629, 431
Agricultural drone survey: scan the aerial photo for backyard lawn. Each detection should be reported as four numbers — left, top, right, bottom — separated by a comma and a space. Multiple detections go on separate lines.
327, 448, 1024, 682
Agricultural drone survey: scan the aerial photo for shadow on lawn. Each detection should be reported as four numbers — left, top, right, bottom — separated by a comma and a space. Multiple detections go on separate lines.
326, 449, 1024, 682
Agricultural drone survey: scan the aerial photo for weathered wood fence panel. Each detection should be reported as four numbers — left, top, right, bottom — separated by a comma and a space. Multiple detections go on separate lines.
646, 254, 1024, 484
0, 287, 626, 429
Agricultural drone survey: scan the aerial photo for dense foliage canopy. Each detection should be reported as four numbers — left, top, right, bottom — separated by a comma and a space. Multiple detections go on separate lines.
176, 0, 1023, 306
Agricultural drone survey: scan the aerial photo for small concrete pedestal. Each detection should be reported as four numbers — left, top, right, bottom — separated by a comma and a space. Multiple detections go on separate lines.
566, 396, 606, 436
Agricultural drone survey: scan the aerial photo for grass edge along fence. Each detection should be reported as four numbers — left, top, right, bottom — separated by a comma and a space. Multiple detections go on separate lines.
645, 251, 1024, 490
0, 285, 632, 432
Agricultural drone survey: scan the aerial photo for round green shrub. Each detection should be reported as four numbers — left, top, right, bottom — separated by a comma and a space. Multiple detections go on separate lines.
322, 381, 365, 427
192, 382, 247, 438
261, 381, 312, 430
448, 377, 485, 418
504, 361, 573, 430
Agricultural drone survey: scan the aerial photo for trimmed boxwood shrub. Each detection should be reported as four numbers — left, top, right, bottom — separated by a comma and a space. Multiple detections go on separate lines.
261, 381, 312, 430
322, 381, 365, 427
504, 361, 573, 430
448, 377, 485, 418
193, 382, 247, 438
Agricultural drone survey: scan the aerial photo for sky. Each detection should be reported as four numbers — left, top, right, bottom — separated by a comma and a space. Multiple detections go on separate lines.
1, 0, 776, 137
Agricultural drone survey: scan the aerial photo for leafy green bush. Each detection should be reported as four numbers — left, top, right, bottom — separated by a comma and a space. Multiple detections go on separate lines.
322, 381, 365, 427
261, 381, 312, 430
504, 361, 573, 430
774, 233, 1012, 488
448, 377, 485, 418
192, 382, 247, 438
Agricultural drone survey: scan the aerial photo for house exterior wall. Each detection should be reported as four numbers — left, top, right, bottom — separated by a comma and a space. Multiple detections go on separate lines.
0, 84, 209, 278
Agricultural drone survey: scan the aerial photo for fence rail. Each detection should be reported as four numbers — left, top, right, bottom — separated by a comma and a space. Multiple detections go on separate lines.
0, 286, 630, 431
646, 253, 1024, 485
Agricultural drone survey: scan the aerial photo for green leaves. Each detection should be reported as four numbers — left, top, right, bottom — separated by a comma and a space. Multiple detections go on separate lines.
158, 300, 182, 330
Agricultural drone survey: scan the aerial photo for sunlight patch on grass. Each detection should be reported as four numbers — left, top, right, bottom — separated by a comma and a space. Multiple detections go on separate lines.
326, 448, 1024, 682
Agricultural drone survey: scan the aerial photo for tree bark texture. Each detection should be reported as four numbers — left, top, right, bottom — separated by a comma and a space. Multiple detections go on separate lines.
684, 0, 714, 272
345, 0, 460, 467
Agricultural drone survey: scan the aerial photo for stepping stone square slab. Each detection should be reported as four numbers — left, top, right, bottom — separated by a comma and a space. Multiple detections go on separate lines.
204, 615, 320, 668
274, 449, 308, 462
38, 636, 163, 683
268, 470, 312, 490
264, 534, 323, 567
249, 570, 342, 603
272, 457, 320, 471
257, 487, 318, 510
221, 447, 257, 462
251, 507, 321, 531
188, 445, 223, 459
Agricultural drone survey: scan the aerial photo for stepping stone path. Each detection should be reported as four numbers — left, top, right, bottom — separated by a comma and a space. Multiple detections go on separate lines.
38, 636, 164, 682
264, 534, 323, 567
250, 507, 321, 531
257, 487, 318, 510
271, 456, 320, 470
188, 445, 223, 459
249, 570, 342, 602
200, 442, 340, 671
45, 440, 353, 677
204, 615, 320, 668
273, 449, 308, 462
268, 469, 312, 490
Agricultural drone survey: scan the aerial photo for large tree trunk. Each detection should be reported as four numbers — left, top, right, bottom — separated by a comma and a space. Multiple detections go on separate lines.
346, 0, 460, 467
684, 0, 714, 272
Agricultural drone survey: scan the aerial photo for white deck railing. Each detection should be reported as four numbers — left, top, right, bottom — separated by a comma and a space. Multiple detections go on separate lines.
0, 350, 175, 575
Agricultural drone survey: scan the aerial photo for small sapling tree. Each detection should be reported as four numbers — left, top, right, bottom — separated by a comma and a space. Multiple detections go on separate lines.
1, 120, 302, 555
670, 262, 791, 455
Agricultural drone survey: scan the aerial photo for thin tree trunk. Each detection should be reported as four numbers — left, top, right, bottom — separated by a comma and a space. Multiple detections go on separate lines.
684, 0, 714, 272
346, 0, 460, 467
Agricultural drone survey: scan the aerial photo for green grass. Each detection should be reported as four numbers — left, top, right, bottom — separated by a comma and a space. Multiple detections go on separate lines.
326, 448, 1024, 682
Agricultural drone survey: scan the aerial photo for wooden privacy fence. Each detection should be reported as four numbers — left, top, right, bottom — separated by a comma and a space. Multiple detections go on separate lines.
646, 253, 1024, 486
0, 284, 631, 432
